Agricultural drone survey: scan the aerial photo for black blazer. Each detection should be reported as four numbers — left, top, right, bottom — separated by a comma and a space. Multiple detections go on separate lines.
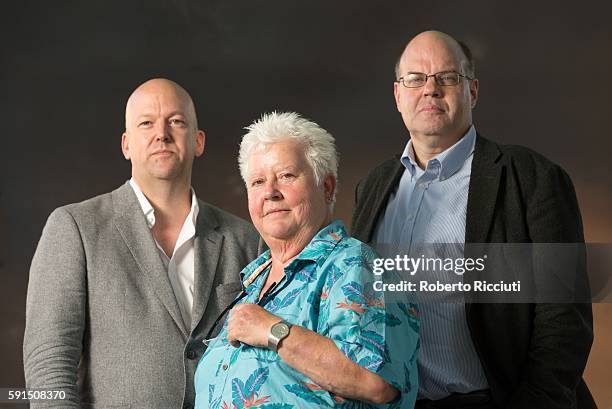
351, 135, 595, 409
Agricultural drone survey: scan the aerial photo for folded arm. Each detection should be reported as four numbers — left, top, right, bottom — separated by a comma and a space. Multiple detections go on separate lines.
227, 303, 398, 404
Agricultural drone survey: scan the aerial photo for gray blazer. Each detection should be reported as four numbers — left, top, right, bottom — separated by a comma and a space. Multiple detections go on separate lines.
24, 182, 260, 408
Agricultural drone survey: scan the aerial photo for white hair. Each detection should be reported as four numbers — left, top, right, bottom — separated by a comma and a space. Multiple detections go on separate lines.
238, 111, 338, 188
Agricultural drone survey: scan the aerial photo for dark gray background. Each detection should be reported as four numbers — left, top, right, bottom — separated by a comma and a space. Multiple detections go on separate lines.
1, 1, 611, 407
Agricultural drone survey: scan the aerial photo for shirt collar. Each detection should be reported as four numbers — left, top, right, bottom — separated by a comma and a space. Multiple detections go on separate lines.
400, 125, 477, 180
242, 220, 348, 284
128, 178, 199, 230
290, 219, 347, 265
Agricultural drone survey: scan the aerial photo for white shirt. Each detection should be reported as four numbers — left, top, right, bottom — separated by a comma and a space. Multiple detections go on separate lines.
129, 178, 199, 330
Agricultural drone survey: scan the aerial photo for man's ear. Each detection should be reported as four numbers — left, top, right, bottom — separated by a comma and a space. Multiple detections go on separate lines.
394, 81, 402, 113
469, 78, 479, 109
121, 132, 130, 160
195, 130, 205, 157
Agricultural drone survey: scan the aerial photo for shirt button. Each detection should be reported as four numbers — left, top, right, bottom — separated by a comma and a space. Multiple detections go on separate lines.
222, 363, 228, 371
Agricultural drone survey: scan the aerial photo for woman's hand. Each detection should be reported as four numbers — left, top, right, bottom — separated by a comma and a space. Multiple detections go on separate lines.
226, 303, 281, 348
226, 303, 399, 404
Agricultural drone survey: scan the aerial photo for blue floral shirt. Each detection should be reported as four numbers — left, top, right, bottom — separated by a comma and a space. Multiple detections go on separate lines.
194, 220, 419, 408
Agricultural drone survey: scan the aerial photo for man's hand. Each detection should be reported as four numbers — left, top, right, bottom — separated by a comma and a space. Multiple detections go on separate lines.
227, 303, 281, 348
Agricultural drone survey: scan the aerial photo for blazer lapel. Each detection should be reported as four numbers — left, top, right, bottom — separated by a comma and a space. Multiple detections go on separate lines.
465, 135, 503, 244
111, 183, 188, 338
356, 157, 404, 242
190, 201, 223, 333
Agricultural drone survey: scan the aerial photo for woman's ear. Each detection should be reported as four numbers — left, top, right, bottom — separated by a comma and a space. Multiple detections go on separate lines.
323, 175, 337, 203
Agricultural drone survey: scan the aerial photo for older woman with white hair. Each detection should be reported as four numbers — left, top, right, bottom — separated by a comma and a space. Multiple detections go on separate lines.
194, 112, 419, 408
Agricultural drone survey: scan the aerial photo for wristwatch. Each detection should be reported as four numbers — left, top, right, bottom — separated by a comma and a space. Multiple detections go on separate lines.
268, 320, 292, 352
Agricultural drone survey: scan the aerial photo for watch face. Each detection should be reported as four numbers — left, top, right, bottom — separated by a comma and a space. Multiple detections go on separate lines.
272, 322, 290, 338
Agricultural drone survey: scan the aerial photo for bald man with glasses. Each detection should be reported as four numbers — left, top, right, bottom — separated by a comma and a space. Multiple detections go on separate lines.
352, 31, 595, 409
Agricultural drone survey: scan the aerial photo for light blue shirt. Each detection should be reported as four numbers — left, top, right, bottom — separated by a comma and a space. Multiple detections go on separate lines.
195, 220, 419, 408
373, 126, 489, 400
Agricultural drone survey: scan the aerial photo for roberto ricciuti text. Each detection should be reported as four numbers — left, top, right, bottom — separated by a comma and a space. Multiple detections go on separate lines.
373, 280, 521, 293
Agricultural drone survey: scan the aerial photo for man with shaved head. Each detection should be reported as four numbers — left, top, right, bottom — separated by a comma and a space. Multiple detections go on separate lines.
24, 78, 259, 408
352, 31, 595, 408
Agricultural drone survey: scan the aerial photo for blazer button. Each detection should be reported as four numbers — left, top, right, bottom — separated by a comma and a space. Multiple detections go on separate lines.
183, 404, 194, 409
186, 350, 197, 360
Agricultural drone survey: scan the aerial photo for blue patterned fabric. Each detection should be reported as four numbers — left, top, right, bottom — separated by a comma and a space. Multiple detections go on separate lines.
194, 220, 419, 408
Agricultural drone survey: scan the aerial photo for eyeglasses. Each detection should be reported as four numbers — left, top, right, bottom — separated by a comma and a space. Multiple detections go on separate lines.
396, 71, 473, 88
201, 288, 248, 346
199, 258, 277, 347
201, 281, 279, 346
